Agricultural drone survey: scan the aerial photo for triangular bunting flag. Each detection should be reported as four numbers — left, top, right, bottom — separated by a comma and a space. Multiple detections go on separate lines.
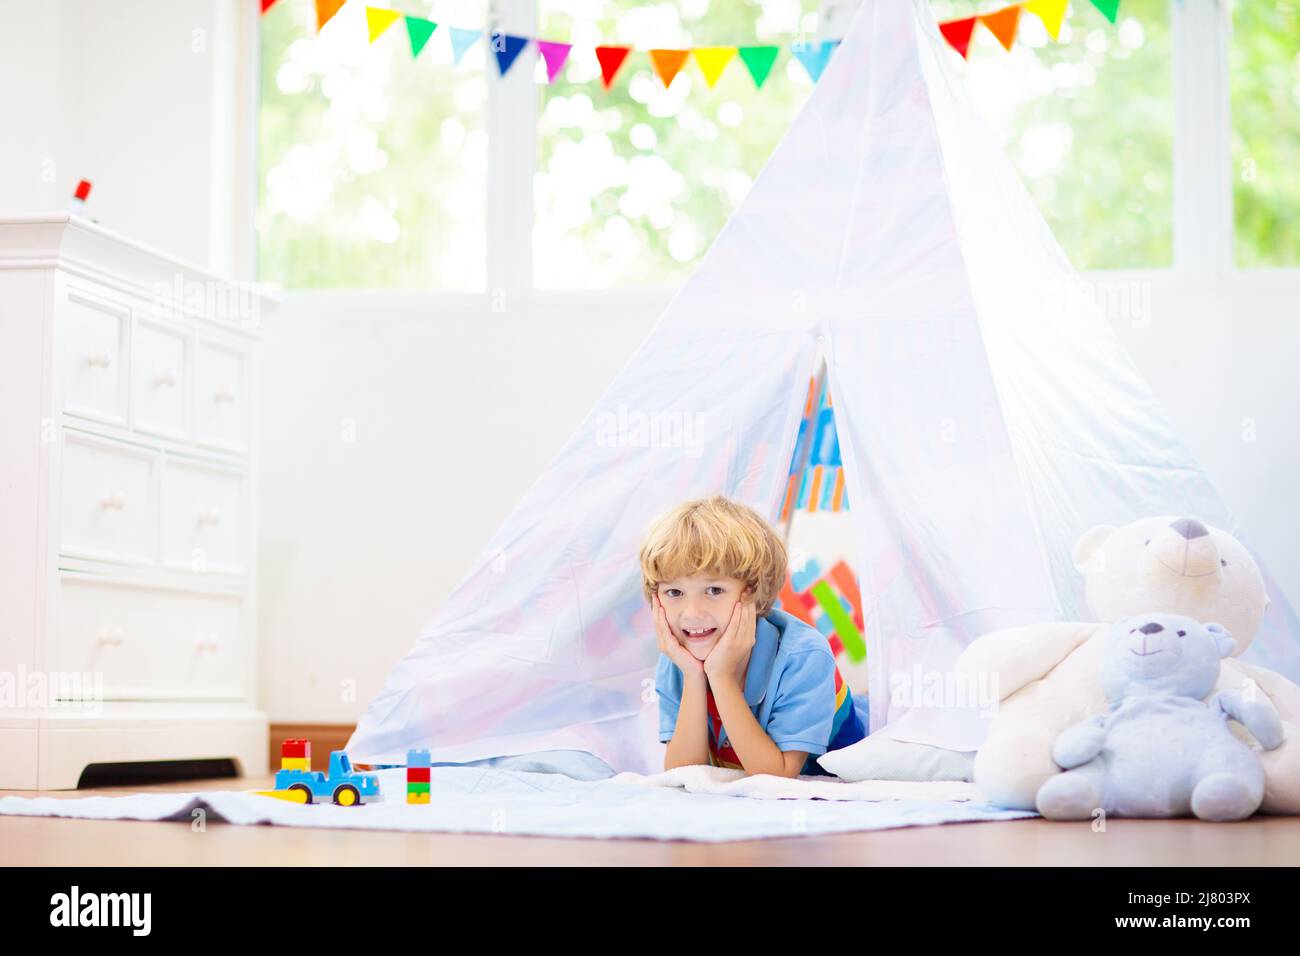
490, 32, 529, 77
790, 39, 837, 83
595, 45, 632, 90
366, 7, 403, 45
1025, 0, 1069, 41
979, 5, 1023, 52
449, 27, 482, 66
315, 0, 346, 32
692, 47, 738, 89
536, 40, 572, 84
737, 45, 780, 89
260, 0, 280, 13
647, 49, 690, 88
1090, 0, 1120, 24
404, 16, 438, 58
938, 16, 978, 58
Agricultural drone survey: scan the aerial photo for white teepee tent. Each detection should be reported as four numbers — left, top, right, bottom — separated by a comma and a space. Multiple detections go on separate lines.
348, 0, 1300, 771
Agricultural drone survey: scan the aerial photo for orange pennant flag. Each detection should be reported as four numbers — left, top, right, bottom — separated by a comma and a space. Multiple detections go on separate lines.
315, 0, 345, 32
1025, 0, 1069, 41
692, 46, 737, 88
980, 5, 1024, 52
595, 45, 632, 90
647, 49, 690, 88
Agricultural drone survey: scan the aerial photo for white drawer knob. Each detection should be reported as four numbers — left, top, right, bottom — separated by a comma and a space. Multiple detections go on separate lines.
154, 368, 178, 387
98, 626, 125, 646
197, 508, 222, 527
214, 383, 238, 403
86, 349, 113, 369
195, 634, 220, 652
99, 490, 128, 510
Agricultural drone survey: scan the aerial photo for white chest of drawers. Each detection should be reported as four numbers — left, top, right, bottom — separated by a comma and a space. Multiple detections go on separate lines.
0, 216, 273, 789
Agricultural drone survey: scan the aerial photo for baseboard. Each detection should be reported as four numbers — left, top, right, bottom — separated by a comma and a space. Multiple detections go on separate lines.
268, 723, 355, 772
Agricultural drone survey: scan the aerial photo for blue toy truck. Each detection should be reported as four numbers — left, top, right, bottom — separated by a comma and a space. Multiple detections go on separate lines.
274, 749, 381, 806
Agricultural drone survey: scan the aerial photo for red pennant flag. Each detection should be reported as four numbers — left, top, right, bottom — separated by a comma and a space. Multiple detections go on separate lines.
595, 45, 632, 90
260, 0, 280, 12
316, 0, 346, 32
939, 16, 978, 59
979, 5, 1023, 52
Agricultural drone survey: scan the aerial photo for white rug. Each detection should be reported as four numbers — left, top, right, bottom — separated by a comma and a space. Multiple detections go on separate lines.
0, 767, 1034, 842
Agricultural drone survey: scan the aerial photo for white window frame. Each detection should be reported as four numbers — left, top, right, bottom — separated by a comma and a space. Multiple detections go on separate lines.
233, 0, 1300, 304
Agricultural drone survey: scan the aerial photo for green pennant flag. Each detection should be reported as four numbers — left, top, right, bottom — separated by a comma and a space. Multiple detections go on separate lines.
405, 15, 438, 58
1089, 0, 1120, 24
737, 45, 779, 89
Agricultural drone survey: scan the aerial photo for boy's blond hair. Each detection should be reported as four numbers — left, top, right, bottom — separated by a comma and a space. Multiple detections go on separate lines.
638, 496, 787, 616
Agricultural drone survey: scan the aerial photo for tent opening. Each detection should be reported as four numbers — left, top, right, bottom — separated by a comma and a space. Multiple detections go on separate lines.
775, 365, 870, 727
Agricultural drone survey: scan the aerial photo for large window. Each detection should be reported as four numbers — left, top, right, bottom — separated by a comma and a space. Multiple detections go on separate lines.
932, 0, 1173, 269
1231, 0, 1300, 268
259, 0, 488, 290
260, 1, 1287, 290
532, 0, 822, 289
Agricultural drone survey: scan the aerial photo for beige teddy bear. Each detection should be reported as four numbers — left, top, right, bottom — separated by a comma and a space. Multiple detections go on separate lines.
959, 516, 1300, 813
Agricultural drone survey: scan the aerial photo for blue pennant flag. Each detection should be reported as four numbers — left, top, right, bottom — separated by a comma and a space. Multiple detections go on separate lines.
791, 38, 840, 83
449, 27, 482, 66
490, 32, 530, 77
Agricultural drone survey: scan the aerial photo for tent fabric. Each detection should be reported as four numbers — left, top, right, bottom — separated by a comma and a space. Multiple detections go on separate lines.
348, 0, 1300, 773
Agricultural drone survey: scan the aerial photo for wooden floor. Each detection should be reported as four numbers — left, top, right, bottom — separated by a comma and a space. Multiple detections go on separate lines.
3, 773, 1300, 865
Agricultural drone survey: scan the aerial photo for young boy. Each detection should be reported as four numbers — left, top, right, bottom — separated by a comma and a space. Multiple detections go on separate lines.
639, 495, 867, 777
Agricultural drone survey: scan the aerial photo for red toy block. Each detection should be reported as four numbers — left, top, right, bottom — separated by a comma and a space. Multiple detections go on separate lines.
406, 767, 431, 783
281, 738, 311, 759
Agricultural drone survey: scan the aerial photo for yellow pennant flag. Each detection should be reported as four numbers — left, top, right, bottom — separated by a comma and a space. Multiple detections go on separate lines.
691, 47, 738, 89
366, 6, 403, 44
1025, 0, 1069, 41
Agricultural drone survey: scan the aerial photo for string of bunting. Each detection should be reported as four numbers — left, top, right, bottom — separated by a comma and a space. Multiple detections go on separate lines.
261, 0, 1122, 89
939, 0, 1120, 59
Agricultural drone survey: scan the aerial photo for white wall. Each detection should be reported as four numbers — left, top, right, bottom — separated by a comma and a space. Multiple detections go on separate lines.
256, 272, 1300, 725
256, 291, 664, 722
0, 0, 241, 270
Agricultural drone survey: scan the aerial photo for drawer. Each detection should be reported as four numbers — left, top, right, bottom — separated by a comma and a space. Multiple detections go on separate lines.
194, 339, 248, 452
58, 286, 129, 425
59, 431, 157, 566
55, 576, 244, 701
131, 317, 189, 439
161, 458, 246, 575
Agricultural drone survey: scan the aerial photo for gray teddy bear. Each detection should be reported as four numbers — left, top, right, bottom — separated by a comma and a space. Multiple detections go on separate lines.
1036, 612, 1284, 822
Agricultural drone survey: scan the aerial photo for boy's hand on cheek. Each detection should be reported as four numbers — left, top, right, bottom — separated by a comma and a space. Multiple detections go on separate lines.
703, 595, 756, 688
652, 592, 704, 679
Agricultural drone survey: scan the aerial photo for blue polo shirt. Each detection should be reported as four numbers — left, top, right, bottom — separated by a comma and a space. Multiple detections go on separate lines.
656, 607, 867, 776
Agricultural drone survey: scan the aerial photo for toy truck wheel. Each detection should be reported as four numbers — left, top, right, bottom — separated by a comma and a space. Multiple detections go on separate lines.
289, 783, 313, 805
333, 784, 360, 807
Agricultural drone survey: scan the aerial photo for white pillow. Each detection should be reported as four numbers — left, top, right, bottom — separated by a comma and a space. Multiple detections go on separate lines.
816, 732, 975, 782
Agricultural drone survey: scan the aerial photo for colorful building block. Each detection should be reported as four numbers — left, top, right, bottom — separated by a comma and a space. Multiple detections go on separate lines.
281, 738, 311, 759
